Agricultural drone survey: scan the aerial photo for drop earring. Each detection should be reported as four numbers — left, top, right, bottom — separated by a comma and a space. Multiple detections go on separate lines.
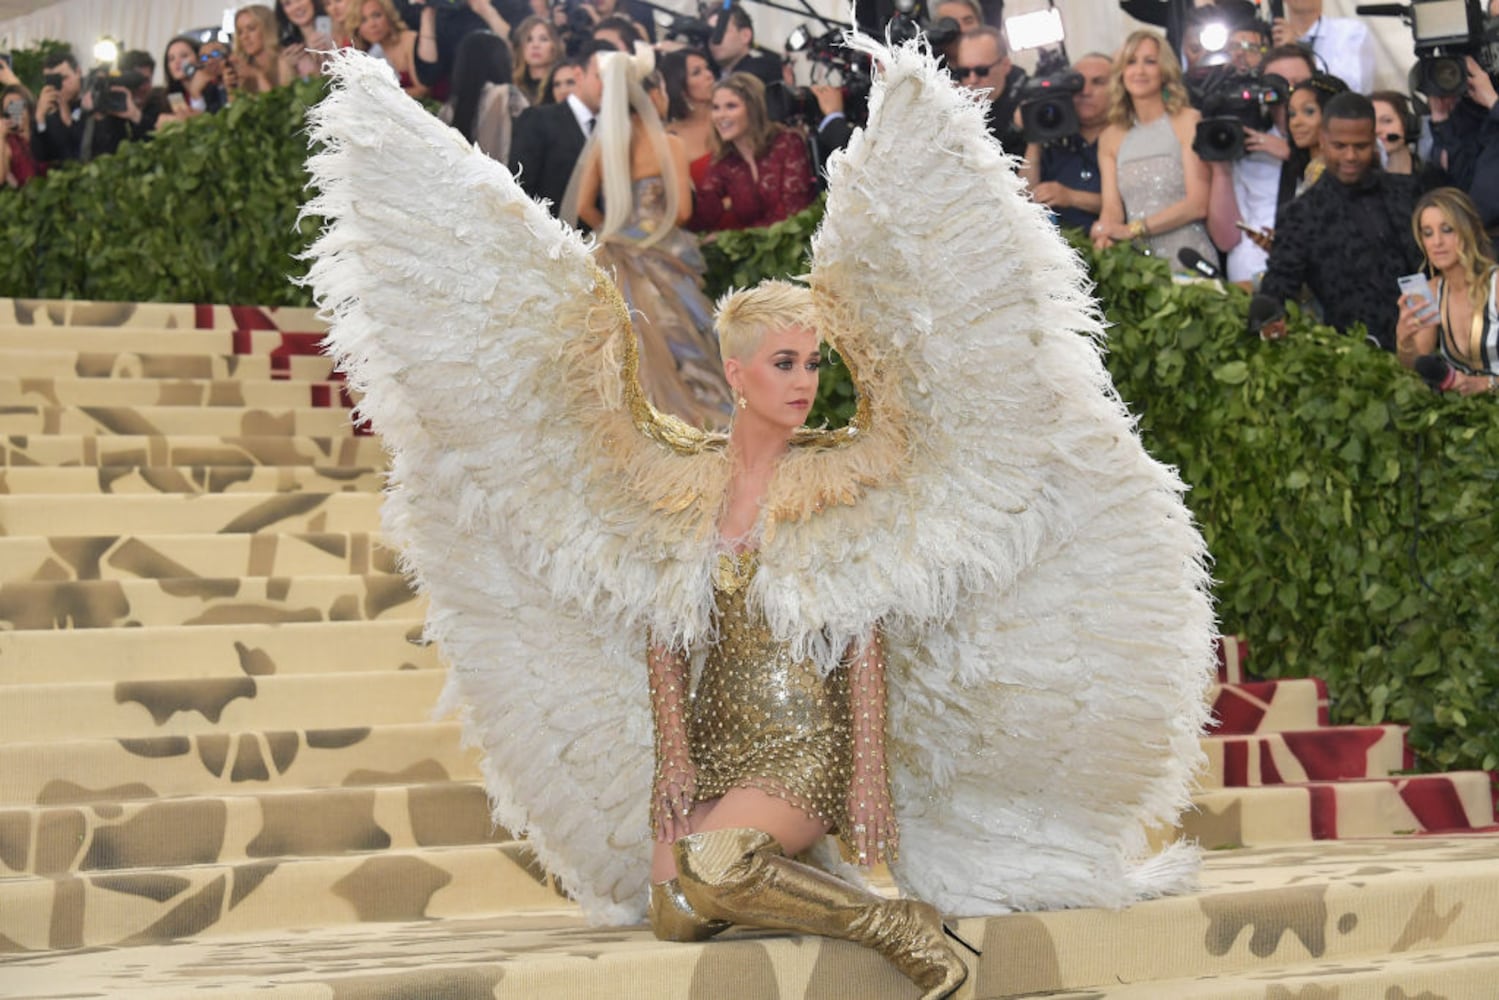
737, 392, 747, 409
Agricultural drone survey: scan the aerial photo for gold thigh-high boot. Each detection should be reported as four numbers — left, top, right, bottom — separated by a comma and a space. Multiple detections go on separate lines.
673, 828, 968, 1000
649, 879, 731, 942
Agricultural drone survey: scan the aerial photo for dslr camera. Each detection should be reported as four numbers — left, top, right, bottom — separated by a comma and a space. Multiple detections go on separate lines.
1190, 68, 1288, 161
87, 68, 148, 116
782, 24, 874, 125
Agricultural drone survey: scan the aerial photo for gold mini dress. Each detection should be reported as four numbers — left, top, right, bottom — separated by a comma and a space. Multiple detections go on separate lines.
688, 550, 854, 834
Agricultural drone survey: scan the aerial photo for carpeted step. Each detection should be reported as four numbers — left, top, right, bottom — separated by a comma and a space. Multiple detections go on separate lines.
0, 532, 397, 583
0, 493, 383, 535
0, 405, 355, 437
0, 348, 337, 381
0, 781, 504, 876
0, 842, 562, 952
0, 298, 322, 331
0, 621, 435, 684
0, 327, 321, 357
0, 669, 444, 743
1042, 941, 1499, 999
0, 721, 477, 806
1208, 678, 1328, 735
0, 377, 350, 409
1201, 724, 1412, 788
1, 434, 384, 468
0, 465, 382, 495
1185, 773, 1498, 848
4, 837, 1497, 992
0, 573, 419, 631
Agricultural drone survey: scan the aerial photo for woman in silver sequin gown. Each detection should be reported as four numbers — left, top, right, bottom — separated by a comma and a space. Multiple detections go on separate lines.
1092, 30, 1215, 269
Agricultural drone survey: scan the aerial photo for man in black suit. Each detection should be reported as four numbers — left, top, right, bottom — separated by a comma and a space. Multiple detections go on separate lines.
509, 40, 611, 217
706, 5, 783, 89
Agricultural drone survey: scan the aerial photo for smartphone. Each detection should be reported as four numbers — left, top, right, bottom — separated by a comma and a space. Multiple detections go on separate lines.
167, 92, 188, 113
1398, 272, 1438, 322
1234, 220, 1266, 236
43, 72, 63, 91
315, 14, 332, 36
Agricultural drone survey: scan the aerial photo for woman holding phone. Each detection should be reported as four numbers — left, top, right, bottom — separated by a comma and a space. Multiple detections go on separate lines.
1396, 187, 1499, 394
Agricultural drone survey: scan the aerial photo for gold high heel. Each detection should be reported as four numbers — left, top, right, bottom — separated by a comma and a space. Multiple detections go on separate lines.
649, 878, 731, 942
673, 827, 968, 1000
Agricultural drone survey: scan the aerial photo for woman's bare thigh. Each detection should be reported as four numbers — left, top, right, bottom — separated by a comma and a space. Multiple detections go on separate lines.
650, 787, 831, 882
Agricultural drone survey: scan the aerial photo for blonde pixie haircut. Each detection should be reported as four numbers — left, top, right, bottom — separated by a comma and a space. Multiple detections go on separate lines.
715, 280, 818, 362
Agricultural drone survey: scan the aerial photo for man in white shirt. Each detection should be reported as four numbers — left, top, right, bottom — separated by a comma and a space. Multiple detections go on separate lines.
1272, 0, 1375, 92
1208, 45, 1316, 282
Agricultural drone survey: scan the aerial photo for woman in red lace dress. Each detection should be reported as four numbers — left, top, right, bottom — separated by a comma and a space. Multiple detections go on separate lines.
688, 73, 815, 233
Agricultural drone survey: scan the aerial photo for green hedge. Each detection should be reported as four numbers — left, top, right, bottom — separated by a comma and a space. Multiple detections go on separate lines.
0, 80, 324, 306
3, 91, 1493, 775
723, 214, 1499, 777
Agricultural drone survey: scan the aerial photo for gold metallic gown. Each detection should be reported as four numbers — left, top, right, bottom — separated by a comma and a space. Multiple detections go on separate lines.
688, 550, 854, 834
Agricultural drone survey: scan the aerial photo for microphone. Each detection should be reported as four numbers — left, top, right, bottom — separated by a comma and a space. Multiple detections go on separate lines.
1414, 354, 1456, 392
710, 0, 733, 47
1353, 4, 1409, 17
1178, 248, 1221, 280
1247, 293, 1285, 339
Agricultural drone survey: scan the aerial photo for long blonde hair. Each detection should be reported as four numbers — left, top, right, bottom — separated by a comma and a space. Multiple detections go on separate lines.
561, 45, 681, 248
511, 16, 562, 95
353, 0, 409, 50
234, 4, 281, 76
1106, 30, 1189, 127
1413, 187, 1498, 367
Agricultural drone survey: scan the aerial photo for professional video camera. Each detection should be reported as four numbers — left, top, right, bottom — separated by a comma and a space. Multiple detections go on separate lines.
86, 67, 148, 115
782, 24, 875, 125
1359, 0, 1499, 96
1190, 67, 1288, 161
1004, 6, 1083, 144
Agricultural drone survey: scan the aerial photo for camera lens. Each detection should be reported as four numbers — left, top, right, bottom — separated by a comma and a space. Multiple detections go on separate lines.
1428, 57, 1466, 94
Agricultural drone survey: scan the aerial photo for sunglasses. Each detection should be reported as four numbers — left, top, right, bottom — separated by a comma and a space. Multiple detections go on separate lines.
950, 61, 999, 80
200, 50, 228, 62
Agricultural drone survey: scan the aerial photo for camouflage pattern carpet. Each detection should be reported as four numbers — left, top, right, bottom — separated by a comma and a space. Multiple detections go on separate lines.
0, 298, 1496, 999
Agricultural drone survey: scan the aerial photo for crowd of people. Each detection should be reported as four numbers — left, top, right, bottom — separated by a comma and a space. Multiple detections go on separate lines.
2, 0, 1496, 392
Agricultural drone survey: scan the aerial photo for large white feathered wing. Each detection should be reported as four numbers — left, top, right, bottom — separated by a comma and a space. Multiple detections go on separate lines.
302, 52, 723, 924
782, 40, 1218, 914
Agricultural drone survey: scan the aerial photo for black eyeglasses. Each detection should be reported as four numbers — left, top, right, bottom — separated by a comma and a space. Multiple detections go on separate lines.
950, 61, 998, 80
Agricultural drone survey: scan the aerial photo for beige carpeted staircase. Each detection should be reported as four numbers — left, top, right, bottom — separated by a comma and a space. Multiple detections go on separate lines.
1, 298, 1497, 999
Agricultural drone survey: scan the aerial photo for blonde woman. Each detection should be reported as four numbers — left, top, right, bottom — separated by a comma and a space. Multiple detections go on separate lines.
511, 15, 562, 105
562, 46, 733, 428
1092, 30, 1214, 268
1396, 187, 1499, 393
325, 0, 360, 48
231, 4, 282, 94
355, 0, 427, 99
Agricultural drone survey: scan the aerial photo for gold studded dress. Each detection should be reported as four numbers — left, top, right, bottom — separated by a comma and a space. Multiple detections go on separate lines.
687, 550, 854, 834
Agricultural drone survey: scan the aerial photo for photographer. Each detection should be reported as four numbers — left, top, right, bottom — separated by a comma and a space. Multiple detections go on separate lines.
32, 51, 84, 165
1, 83, 45, 189
1269, 0, 1374, 95
952, 25, 1025, 157
1204, 43, 1315, 282
1020, 52, 1111, 233
76, 64, 153, 162
706, 5, 783, 89
277, 0, 336, 82
1428, 53, 1499, 237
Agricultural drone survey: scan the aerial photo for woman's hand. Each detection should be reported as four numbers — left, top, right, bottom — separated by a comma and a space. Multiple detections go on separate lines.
1396, 292, 1438, 365
847, 766, 898, 867
1449, 371, 1498, 396
652, 758, 698, 843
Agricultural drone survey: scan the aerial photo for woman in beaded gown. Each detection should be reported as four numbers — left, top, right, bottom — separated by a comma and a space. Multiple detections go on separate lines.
563, 48, 732, 429
1092, 30, 1214, 268
306, 37, 1218, 1000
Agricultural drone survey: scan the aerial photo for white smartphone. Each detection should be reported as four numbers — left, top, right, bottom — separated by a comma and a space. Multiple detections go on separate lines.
315, 14, 333, 36
1398, 272, 1438, 323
